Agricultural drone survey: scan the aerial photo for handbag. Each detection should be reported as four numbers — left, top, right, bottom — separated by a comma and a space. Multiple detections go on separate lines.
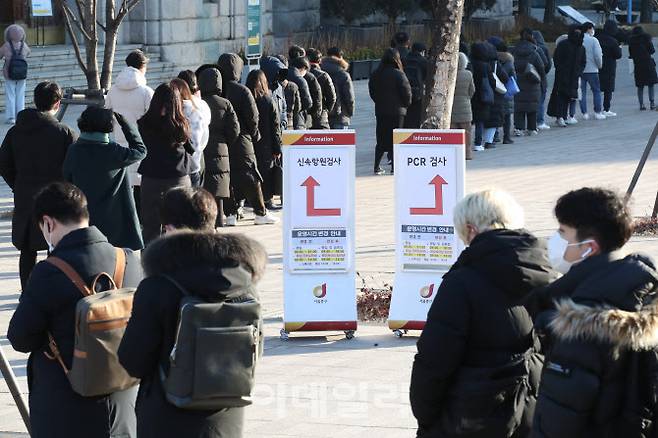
271, 157, 283, 196
504, 75, 520, 98
524, 62, 541, 84
493, 63, 507, 94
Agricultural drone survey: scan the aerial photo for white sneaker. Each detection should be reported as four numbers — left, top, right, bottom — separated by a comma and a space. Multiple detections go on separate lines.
594, 112, 607, 120
528, 130, 539, 136
582, 113, 590, 120
513, 129, 524, 137
472, 145, 485, 151
566, 117, 578, 125
537, 123, 551, 130
556, 118, 567, 127
603, 110, 617, 117
254, 212, 279, 225
225, 215, 237, 227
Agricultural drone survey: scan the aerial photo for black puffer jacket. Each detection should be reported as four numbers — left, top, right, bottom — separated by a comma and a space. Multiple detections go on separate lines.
287, 66, 312, 126
552, 30, 586, 100
368, 63, 412, 117
470, 42, 497, 124
410, 229, 556, 438
304, 71, 323, 128
527, 253, 658, 438
254, 94, 282, 163
320, 56, 355, 125
198, 68, 240, 198
629, 29, 658, 87
533, 31, 553, 92
512, 40, 546, 113
309, 64, 336, 129
283, 80, 303, 129
118, 231, 265, 438
597, 20, 623, 92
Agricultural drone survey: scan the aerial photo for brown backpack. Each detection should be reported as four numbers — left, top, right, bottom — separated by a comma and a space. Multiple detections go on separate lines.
44, 248, 139, 397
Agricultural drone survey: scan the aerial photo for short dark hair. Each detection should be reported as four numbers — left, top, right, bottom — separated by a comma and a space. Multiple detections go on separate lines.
412, 42, 426, 53
291, 56, 310, 70
393, 31, 410, 46
289, 45, 306, 60
160, 187, 218, 231
555, 187, 633, 252
307, 48, 322, 63
582, 22, 595, 31
34, 81, 63, 112
275, 54, 288, 67
327, 47, 343, 58
178, 70, 199, 94
125, 49, 149, 69
520, 27, 534, 41
78, 107, 114, 133
33, 182, 89, 225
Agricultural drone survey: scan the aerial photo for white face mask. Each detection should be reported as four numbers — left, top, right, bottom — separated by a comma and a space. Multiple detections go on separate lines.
41, 222, 55, 253
547, 232, 593, 274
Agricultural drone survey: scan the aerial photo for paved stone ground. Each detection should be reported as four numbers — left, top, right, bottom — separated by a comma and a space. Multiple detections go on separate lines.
1, 49, 658, 436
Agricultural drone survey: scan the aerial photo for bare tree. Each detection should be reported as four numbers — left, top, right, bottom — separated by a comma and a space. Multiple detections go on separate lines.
421, 0, 465, 129
58, 0, 142, 90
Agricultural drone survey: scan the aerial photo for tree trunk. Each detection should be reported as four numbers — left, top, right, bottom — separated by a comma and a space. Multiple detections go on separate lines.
84, 0, 100, 90
641, 0, 652, 23
100, 28, 117, 90
518, 0, 531, 16
544, 0, 556, 23
421, 0, 465, 129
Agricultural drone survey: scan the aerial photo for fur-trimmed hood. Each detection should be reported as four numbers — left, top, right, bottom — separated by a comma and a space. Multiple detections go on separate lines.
321, 56, 349, 72
550, 298, 658, 353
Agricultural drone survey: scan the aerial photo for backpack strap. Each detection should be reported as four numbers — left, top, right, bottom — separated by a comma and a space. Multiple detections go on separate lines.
46, 257, 92, 297
113, 248, 126, 288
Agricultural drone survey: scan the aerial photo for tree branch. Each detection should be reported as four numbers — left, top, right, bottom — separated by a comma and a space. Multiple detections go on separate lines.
60, 4, 88, 74
62, 3, 92, 41
97, 19, 107, 32
74, 0, 89, 32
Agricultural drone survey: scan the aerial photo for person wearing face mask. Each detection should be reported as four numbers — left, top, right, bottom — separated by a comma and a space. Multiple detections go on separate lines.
0, 81, 77, 290
7, 182, 142, 438
526, 187, 658, 437
410, 189, 555, 438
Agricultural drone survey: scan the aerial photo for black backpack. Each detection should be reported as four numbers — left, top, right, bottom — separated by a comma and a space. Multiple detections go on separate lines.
405, 62, 425, 103
8, 41, 27, 80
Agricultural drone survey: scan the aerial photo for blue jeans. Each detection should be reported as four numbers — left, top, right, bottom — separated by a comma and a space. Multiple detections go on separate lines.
580, 73, 602, 114
537, 89, 547, 124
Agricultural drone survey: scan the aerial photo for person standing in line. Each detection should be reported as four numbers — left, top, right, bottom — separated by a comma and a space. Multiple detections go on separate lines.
628, 25, 658, 110
580, 22, 606, 120
63, 108, 145, 250
512, 28, 545, 136
246, 70, 282, 211
403, 43, 429, 129
307, 48, 337, 130
532, 31, 553, 131
526, 188, 658, 437
392, 31, 411, 61
275, 55, 303, 129
483, 40, 510, 149
0, 81, 76, 289
285, 54, 312, 129
410, 190, 555, 437
8, 182, 142, 438
488, 37, 516, 144
450, 52, 476, 160
597, 20, 623, 117
321, 47, 355, 129
470, 42, 497, 151
170, 79, 211, 188
137, 83, 194, 244
293, 55, 323, 130
549, 27, 586, 126
197, 67, 239, 228
369, 48, 412, 175
0, 24, 30, 125
105, 49, 154, 217
259, 56, 288, 130
216, 53, 278, 226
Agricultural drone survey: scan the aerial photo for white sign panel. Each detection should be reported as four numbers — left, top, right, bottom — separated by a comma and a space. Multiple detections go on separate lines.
388, 130, 466, 333
282, 131, 357, 336
31, 0, 54, 17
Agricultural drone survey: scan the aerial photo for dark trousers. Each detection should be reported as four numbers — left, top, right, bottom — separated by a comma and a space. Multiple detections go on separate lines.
141, 175, 191, 244
19, 250, 36, 290
514, 111, 537, 131
404, 101, 422, 129
603, 91, 613, 112
638, 85, 655, 106
224, 171, 267, 217
215, 197, 225, 228
504, 113, 512, 139
375, 114, 404, 170
133, 186, 141, 223
256, 155, 274, 203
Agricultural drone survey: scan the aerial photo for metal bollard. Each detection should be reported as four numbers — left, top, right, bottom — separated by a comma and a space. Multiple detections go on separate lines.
0, 343, 31, 435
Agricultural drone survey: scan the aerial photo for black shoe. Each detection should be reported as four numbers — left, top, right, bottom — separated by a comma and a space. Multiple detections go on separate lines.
265, 201, 282, 211
503, 137, 514, 144
484, 142, 496, 149
641, 105, 647, 111
493, 133, 502, 143
652, 103, 656, 111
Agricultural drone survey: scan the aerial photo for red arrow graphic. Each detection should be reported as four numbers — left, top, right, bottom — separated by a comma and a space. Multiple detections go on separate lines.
301, 176, 342, 217
410, 175, 448, 215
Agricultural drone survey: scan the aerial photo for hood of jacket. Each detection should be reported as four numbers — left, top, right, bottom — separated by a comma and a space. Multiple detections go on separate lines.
14, 108, 59, 132
513, 39, 539, 57
603, 20, 619, 37
113, 66, 147, 91
321, 56, 349, 73
449, 229, 557, 300
4, 24, 25, 44
142, 230, 267, 301
497, 51, 514, 64
568, 28, 585, 45
260, 55, 287, 85
198, 67, 222, 96
217, 53, 244, 83
458, 52, 469, 70
470, 41, 497, 62
532, 31, 547, 46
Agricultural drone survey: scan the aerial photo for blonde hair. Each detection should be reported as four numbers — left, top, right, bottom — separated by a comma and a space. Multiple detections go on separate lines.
454, 189, 525, 242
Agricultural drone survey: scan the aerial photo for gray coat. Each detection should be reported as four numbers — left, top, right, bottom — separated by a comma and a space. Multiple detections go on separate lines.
451, 53, 475, 124
512, 40, 545, 113
320, 56, 355, 126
